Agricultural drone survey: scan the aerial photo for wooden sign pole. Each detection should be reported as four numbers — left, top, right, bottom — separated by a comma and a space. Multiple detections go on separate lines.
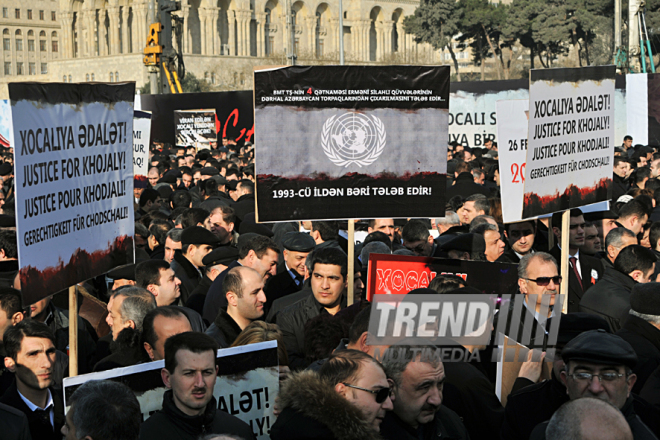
347, 220, 355, 306
560, 210, 570, 314
68, 285, 78, 377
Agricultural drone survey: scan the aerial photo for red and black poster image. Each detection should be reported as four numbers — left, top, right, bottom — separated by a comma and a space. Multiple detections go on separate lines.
366, 253, 519, 301
254, 66, 449, 222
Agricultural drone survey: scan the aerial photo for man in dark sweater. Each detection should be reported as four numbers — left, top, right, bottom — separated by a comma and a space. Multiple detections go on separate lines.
139, 332, 254, 440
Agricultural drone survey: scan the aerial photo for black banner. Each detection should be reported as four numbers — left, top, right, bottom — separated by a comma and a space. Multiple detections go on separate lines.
254, 66, 449, 222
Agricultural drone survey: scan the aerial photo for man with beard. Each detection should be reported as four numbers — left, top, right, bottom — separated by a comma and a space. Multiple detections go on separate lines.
139, 332, 254, 440
206, 267, 266, 348
93, 287, 156, 372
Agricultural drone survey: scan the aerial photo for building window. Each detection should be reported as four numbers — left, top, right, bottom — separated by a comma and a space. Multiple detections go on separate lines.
4, 62, 10, 75
86, 73, 89, 81
29, 62, 35, 75
40, 63, 46, 74
39, 10, 44, 20
28, 39, 34, 51
115, 71, 118, 81
91, 73, 94, 81
16, 62, 23, 75
39, 39, 45, 51
109, 72, 113, 82
51, 40, 58, 52
2, 8, 7, 19
27, 10, 32, 20
51, 11, 56, 21
211, 72, 215, 84
3, 39, 9, 52
62, 75, 66, 82
16, 38, 22, 51
15, 9, 20, 19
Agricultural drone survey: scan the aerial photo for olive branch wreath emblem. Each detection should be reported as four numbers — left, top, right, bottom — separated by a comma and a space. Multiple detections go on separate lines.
321, 114, 386, 167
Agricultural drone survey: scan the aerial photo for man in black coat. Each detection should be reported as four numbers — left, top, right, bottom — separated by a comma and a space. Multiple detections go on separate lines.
0, 402, 31, 440
617, 283, 660, 394
580, 245, 657, 332
230, 179, 256, 221
276, 247, 348, 370
445, 167, 491, 201
140, 332, 254, 440
264, 232, 315, 310
549, 209, 604, 313
170, 227, 220, 304
502, 220, 537, 263
0, 321, 64, 440
613, 156, 632, 202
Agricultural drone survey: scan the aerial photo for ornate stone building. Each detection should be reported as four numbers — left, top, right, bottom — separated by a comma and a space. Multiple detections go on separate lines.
1, 0, 442, 91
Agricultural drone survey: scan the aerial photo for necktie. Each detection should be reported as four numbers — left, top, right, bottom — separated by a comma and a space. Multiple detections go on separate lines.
570, 256, 583, 291
34, 406, 52, 429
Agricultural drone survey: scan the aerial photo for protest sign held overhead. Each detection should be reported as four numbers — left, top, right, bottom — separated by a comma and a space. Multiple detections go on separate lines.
497, 100, 530, 223
174, 109, 217, 150
10, 82, 135, 305
254, 66, 449, 222
133, 110, 151, 184
366, 253, 518, 301
63, 341, 279, 440
522, 66, 615, 218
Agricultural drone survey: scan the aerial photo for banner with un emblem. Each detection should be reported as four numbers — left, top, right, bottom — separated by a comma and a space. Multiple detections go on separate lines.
254, 66, 449, 222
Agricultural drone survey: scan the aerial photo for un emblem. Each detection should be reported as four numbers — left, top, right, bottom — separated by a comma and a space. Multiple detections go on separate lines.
321, 113, 386, 167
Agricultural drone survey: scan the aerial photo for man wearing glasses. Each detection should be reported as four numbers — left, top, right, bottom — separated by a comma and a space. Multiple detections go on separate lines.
270, 350, 393, 439
528, 330, 657, 439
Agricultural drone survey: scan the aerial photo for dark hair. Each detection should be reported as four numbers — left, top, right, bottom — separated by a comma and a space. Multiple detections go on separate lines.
464, 194, 490, 215
149, 219, 173, 247
226, 169, 240, 180
141, 306, 188, 350
348, 306, 372, 345
614, 244, 657, 276
428, 274, 467, 293
0, 287, 22, 323
614, 156, 629, 167
238, 235, 279, 260
0, 229, 17, 259
311, 221, 339, 242
136, 259, 170, 288
69, 380, 141, 440
180, 208, 211, 229
504, 220, 536, 234
202, 179, 219, 198
164, 332, 218, 373
635, 167, 652, 184
402, 219, 430, 243
310, 246, 348, 278
209, 205, 236, 226
304, 315, 348, 364
139, 188, 160, 207
618, 199, 650, 220
650, 222, 660, 251
4, 320, 55, 359
319, 349, 382, 386
363, 231, 392, 249
552, 208, 584, 230
237, 179, 254, 194
454, 160, 470, 174
624, 135, 633, 141
170, 190, 192, 209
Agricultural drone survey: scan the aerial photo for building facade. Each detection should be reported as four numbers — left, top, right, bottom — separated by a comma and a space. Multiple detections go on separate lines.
1, 0, 447, 91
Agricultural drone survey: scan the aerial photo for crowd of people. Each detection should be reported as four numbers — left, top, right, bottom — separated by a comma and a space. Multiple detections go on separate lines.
0, 135, 659, 439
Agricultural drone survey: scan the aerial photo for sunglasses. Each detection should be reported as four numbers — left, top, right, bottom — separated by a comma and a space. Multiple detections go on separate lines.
522, 276, 562, 286
343, 383, 391, 403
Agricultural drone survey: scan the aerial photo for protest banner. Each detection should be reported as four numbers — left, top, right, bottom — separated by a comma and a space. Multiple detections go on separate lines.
63, 341, 279, 440
366, 253, 518, 301
522, 66, 616, 219
254, 65, 449, 222
496, 100, 530, 223
0, 99, 11, 148
174, 109, 217, 150
141, 91, 254, 145
495, 335, 552, 406
9, 82, 135, 306
133, 111, 151, 183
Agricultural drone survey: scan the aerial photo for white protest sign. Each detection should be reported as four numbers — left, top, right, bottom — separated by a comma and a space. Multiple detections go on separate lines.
133, 110, 151, 180
10, 83, 135, 305
522, 66, 615, 218
496, 100, 530, 223
63, 341, 279, 440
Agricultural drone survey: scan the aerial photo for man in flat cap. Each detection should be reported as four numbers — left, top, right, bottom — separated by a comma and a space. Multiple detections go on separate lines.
265, 232, 315, 306
184, 246, 239, 316
170, 226, 219, 303
617, 283, 660, 393
529, 330, 657, 439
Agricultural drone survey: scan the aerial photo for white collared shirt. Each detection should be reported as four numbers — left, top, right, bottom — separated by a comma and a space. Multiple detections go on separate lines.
557, 246, 582, 276
17, 387, 54, 428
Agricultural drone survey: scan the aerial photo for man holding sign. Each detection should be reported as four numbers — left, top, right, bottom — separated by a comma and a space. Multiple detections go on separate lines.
139, 332, 254, 440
